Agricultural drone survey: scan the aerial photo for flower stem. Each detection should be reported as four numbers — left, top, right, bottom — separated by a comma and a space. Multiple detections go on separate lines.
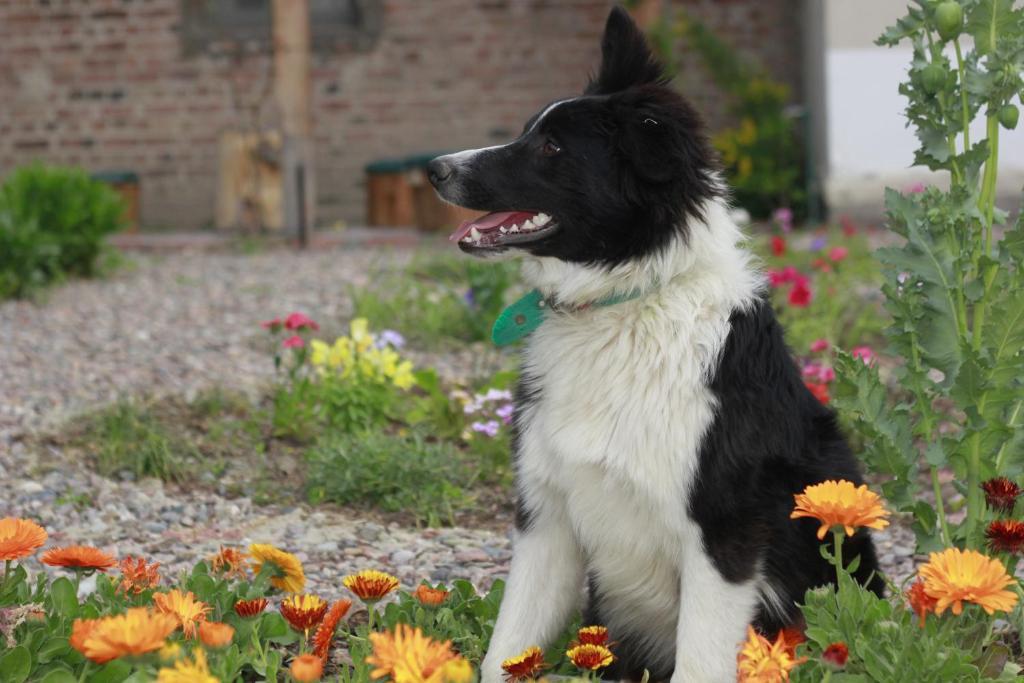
954, 38, 970, 155
2, 560, 10, 589
366, 602, 376, 632
832, 528, 845, 582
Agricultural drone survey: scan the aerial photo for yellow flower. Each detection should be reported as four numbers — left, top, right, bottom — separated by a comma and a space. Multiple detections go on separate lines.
919, 547, 1019, 616
157, 647, 218, 683
291, 653, 325, 682
310, 339, 331, 367
790, 479, 890, 540
0, 517, 47, 561
344, 569, 399, 602
367, 624, 471, 683
249, 543, 306, 593
737, 626, 802, 682
329, 338, 353, 369
393, 361, 416, 389
70, 608, 177, 663
737, 156, 753, 182
351, 318, 373, 352
153, 589, 212, 638
280, 593, 329, 634
737, 117, 757, 145
566, 644, 615, 671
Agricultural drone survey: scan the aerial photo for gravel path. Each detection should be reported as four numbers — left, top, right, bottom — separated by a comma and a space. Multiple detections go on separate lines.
0, 246, 915, 606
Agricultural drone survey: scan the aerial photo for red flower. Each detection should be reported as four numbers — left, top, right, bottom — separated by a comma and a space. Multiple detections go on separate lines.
261, 317, 283, 332
986, 519, 1024, 554
906, 579, 938, 627
840, 215, 857, 236
982, 478, 1022, 513
822, 642, 849, 669
828, 246, 849, 262
284, 312, 319, 331
811, 258, 832, 273
282, 335, 305, 349
771, 235, 786, 257
851, 346, 874, 365
788, 280, 812, 307
805, 381, 830, 405
810, 339, 829, 353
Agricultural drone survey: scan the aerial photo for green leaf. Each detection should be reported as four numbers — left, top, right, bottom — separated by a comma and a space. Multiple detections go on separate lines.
35, 636, 71, 664
966, 0, 1017, 55
88, 660, 132, 683
49, 577, 78, 618
38, 670, 77, 683
0, 646, 31, 683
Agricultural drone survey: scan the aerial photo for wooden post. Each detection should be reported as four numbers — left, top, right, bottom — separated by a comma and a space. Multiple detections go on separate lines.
272, 0, 314, 246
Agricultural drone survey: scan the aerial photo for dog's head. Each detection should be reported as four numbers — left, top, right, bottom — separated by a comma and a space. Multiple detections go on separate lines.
430, 6, 718, 266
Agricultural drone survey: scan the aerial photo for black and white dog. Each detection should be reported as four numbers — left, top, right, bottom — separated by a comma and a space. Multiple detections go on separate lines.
429, 7, 881, 682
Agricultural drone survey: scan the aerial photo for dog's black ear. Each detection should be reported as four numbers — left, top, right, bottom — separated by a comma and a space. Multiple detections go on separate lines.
586, 6, 666, 95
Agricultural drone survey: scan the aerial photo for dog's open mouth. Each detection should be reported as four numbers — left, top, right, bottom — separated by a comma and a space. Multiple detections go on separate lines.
449, 211, 557, 250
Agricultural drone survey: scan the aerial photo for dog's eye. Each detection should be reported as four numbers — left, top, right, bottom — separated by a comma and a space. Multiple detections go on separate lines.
541, 139, 562, 157
643, 117, 659, 126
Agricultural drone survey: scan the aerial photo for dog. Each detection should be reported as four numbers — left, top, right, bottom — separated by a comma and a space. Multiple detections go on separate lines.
429, 7, 882, 682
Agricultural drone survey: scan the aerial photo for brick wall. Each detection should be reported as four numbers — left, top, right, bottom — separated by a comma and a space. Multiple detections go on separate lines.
0, 0, 802, 230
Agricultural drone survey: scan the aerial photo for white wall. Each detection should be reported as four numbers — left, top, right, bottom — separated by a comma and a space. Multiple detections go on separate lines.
822, 0, 1023, 211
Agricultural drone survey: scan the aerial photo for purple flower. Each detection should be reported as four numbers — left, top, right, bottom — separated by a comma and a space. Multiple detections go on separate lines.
463, 288, 476, 307
375, 329, 406, 349
809, 236, 827, 252
471, 420, 501, 437
483, 388, 513, 402
496, 403, 515, 424
772, 207, 794, 233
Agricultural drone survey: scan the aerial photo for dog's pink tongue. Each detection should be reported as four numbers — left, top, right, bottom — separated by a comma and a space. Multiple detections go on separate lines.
449, 211, 535, 242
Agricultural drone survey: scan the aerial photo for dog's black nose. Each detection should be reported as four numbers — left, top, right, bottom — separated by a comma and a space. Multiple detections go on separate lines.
427, 157, 454, 186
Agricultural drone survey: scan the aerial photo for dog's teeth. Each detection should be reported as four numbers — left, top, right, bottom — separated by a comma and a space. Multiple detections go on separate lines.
522, 219, 535, 231
499, 226, 508, 233
461, 236, 471, 243
470, 227, 482, 241
510, 224, 519, 233
535, 213, 550, 226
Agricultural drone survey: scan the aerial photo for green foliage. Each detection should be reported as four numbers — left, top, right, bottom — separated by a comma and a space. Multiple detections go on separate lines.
86, 400, 193, 482
835, 0, 1024, 551
793, 573, 1021, 682
651, 14, 807, 219
0, 164, 124, 299
351, 252, 520, 348
305, 431, 478, 526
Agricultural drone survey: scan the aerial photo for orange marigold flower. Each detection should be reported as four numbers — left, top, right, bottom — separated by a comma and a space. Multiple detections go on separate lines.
234, 597, 269, 618
567, 644, 615, 671
737, 626, 803, 682
822, 642, 849, 669
414, 584, 450, 607
312, 598, 352, 661
291, 653, 324, 682
70, 608, 177, 663
367, 624, 472, 683
576, 625, 609, 646
919, 547, 1019, 616
906, 579, 938, 628
281, 594, 329, 634
501, 646, 546, 681
198, 620, 235, 648
343, 569, 399, 602
986, 519, 1024, 554
153, 589, 212, 638
41, 545, 117, 572
790, 480, 890, 540
157, 647, 218, 683
248, 543, 305, 593
0, 518, 47, 561
117, 556, 161, 595
775, 626, 805, 659
209, 546, 249, 579
982, 477, 1022, 513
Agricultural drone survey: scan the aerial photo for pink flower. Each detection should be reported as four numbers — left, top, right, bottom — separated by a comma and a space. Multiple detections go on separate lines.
772, 207, 794, 233
282, 335, 305, 349
771, 235, 786, 257
852, 346, 874, 365
810, 339, 829, 353
802, 362, 821, 379
261, 317, 283, 332
284, 312, 319, 331
767, 269, 785, 288
828, 246, 849, 262
906, 182, 926, 194
818, 366, 836, 383
788, 280, 812, 307
811, 258, 832, 273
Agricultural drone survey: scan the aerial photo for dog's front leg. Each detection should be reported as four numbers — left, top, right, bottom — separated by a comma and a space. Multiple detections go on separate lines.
480, 497, 584, 683
671, 534, 760, 683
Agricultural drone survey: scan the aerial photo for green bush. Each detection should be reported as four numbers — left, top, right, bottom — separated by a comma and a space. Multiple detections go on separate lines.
305, 432, 477, 526
0, 164, 124, 298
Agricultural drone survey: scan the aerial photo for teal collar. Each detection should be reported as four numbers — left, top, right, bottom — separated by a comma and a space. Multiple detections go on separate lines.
491, 287, 644, 346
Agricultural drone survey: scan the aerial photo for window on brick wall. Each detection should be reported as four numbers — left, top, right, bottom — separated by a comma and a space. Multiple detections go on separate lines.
181, 0, 382, 54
